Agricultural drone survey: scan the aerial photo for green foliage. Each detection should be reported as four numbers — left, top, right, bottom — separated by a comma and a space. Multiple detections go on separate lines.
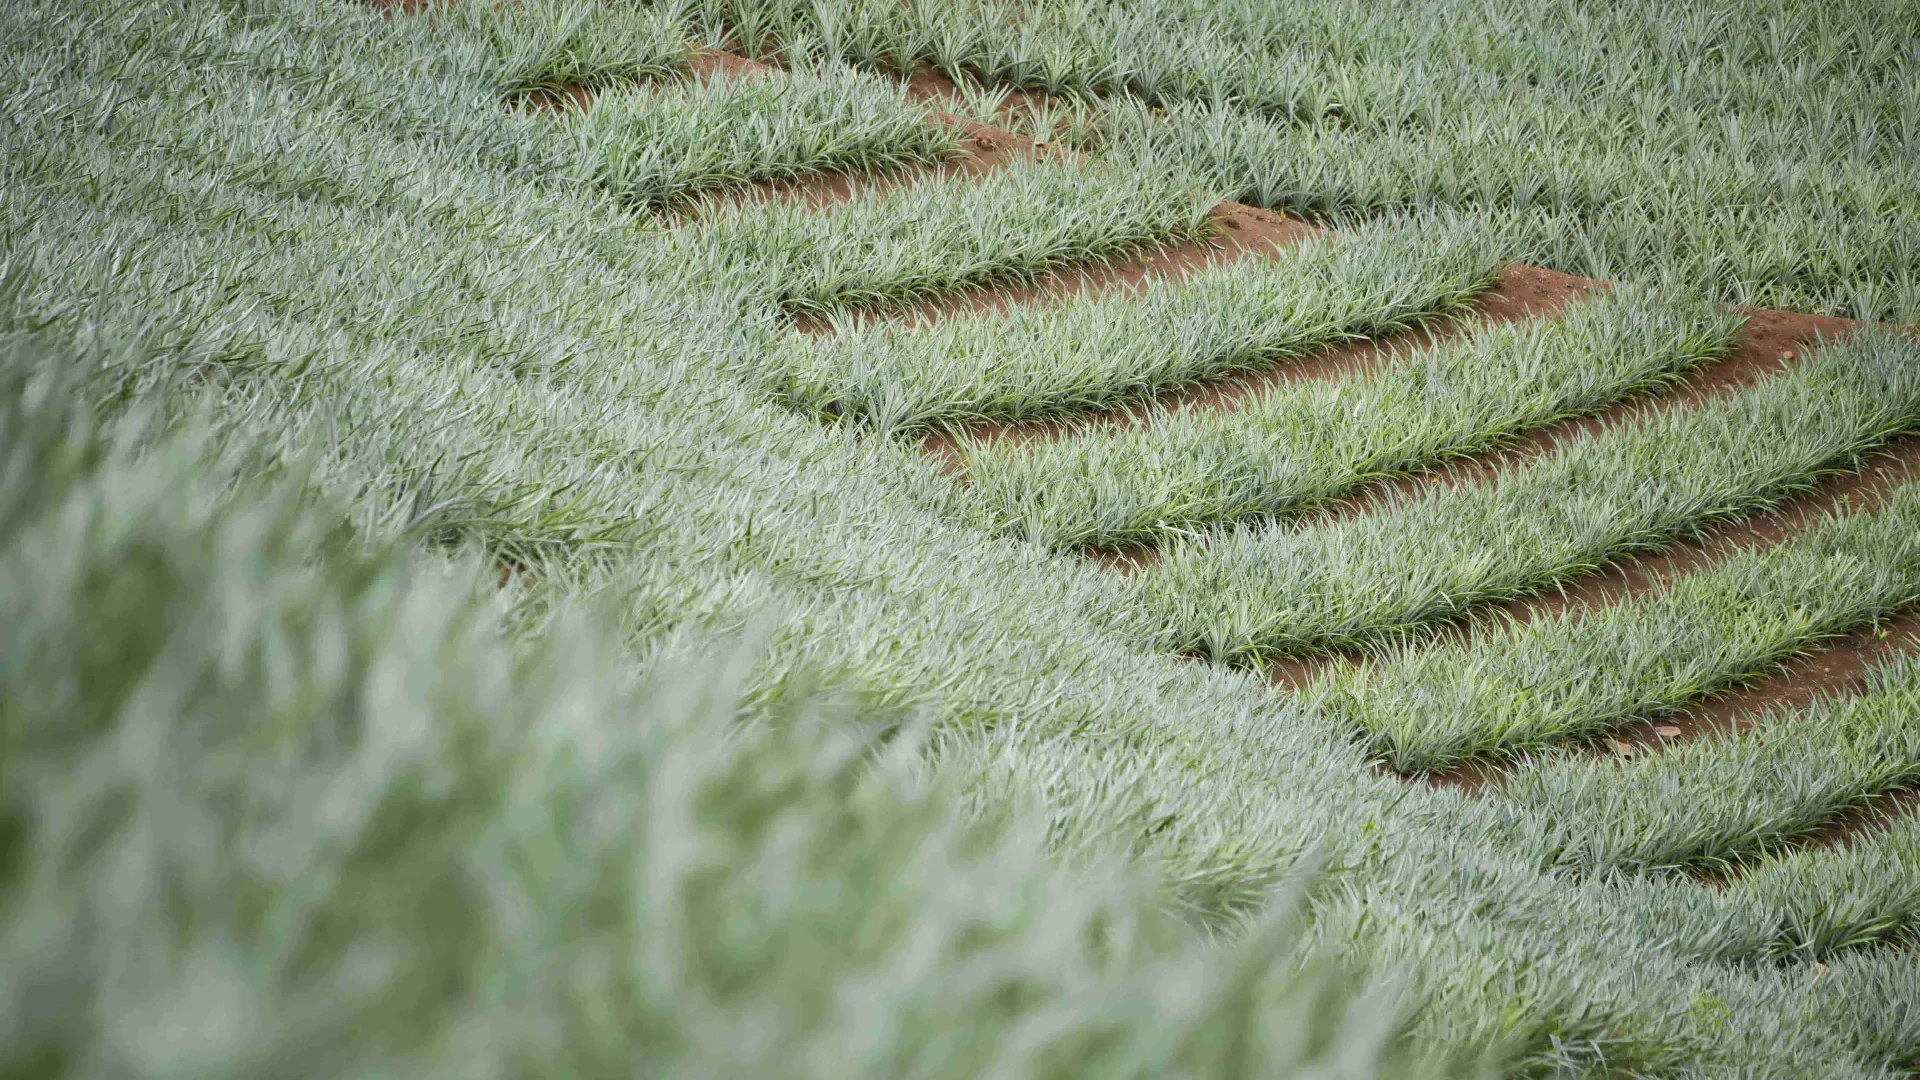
1486, 642, 1920, 875
1317, 482, 1920, 773
942, 76, 1109, 153
680, 0, 1333, 117
7, 0, 1920, 1073
432, 0, 691, 98
1108, 86, 1920, 324
1135, 329, 1920, 667
690, 0, 1920, 322
0, 332, 1439, 1079
571, 63, 958, 210
681, 155, 1216, 316
965, 284, 1741, 550
1710, 807, 1920, 963
777, 210, 1500, 436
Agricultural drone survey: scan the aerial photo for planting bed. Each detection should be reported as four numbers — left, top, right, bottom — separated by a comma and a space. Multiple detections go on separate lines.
10, 0, 1920, 1075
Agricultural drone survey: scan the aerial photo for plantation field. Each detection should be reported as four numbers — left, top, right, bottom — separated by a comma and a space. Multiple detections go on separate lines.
4, 0, 1920, 1076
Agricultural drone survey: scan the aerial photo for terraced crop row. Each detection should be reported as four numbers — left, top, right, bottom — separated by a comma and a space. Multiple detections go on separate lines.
1311, 479, 1920, 773
963, 284, 1744, 549
777, 212, 1501, 435
1134, 329, 1920, 664
370, 0, 1920, 1069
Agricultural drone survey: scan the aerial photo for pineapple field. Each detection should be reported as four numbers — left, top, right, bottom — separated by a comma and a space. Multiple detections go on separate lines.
4, 0, 1919, 1075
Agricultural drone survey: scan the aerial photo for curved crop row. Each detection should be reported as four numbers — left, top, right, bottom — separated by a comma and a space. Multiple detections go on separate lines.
1701, 808, 1920, 965
571, 64, 958, 210
965, 284, 1739, 550
434, 0, 690, 99
1313, 481, 1920, 773
685, 155, 1215, 317
680, 0, 1337, 121
778, 211, 1500, 436
1487, 647, 1920, 877
1130, 328, 1920, 667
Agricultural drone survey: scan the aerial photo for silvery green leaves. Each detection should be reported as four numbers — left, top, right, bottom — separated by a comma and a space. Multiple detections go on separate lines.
681, 0, 1332, 118
776, 210, 1502, 438
1488, 647, 1920, 878
1135, 329, 1920, 666
1312, 482, 1920, 773
685, 154, 1216, 317
965, 285, 1741, 550
572, 63, 958, 210
434, 0, 690, 99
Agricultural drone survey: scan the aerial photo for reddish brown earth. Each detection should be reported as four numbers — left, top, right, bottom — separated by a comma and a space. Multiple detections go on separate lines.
900, 68, 1025, 112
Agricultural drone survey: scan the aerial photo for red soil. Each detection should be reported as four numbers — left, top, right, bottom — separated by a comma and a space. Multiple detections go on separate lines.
687, 50, 764, 80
